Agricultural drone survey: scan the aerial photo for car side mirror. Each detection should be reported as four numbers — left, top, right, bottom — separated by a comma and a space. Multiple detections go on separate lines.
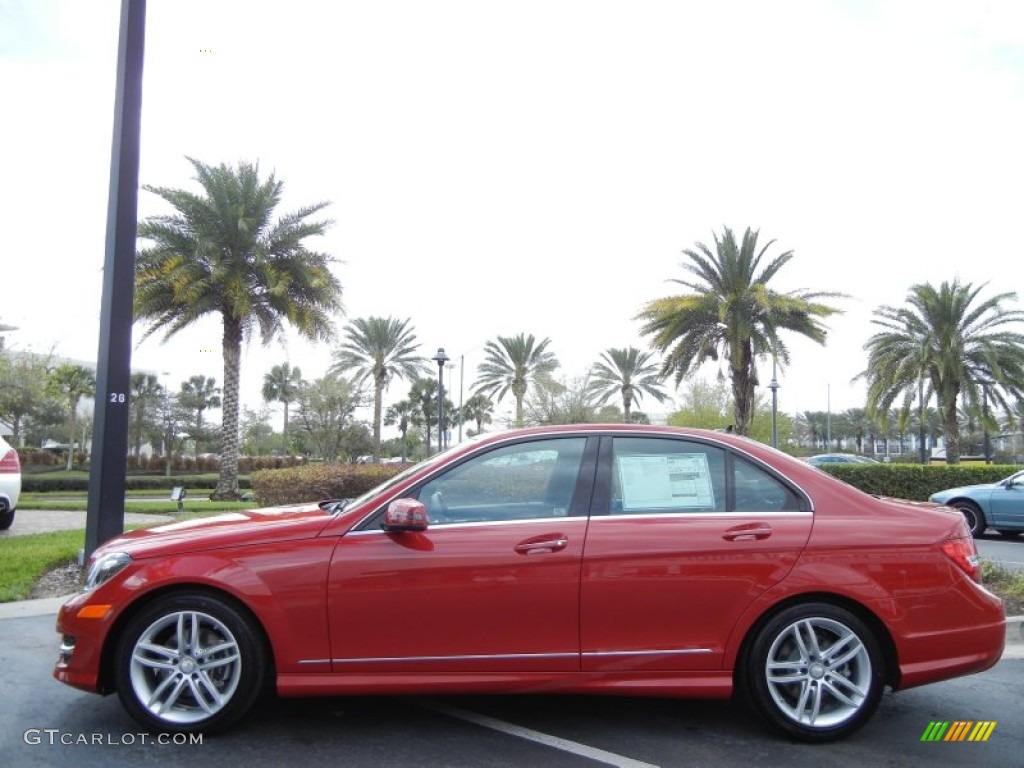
383, 498, 429, 532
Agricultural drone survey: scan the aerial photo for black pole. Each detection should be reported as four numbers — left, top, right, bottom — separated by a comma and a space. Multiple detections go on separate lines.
85, 0, 146, 559
432, 348, 448, 455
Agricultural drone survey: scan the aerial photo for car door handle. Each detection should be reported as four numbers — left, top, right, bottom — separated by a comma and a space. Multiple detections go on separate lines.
722, 524, 773, 541
514, 535, 569, 554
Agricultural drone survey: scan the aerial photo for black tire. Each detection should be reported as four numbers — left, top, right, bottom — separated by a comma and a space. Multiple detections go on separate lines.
953, 501, 986, 538
113, 592, 266, 733
0, 505, 14, 531
745, 602, 885, 743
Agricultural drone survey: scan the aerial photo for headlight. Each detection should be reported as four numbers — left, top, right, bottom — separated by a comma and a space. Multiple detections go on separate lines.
84, 552, 132, 590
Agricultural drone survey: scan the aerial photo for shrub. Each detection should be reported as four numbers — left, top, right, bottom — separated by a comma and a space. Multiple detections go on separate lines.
21, 474, 252, 493
251, 463, 409, 507
819, 463, 1022, 501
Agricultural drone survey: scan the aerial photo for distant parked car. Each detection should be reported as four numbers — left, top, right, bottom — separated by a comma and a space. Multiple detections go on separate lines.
929, 469, 1024, 537
805, 453, 879, 467
0, 435, 21, 530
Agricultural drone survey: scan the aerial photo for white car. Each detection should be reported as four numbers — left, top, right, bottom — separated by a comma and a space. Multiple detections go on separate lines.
0, 435, 21, 530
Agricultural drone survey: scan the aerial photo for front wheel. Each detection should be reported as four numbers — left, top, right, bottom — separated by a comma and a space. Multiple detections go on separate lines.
745, 603, 885, 742
953, 501, 986, 538
113, 592, 267, 733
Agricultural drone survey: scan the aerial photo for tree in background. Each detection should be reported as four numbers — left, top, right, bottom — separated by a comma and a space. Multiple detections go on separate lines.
587, 347, 667, 423
862, 280, 1024, 463
0, 350, 51, 446
407, 377, 456, 454
179, 375, 221, 453
293, 375, 365, 461
240, 406, 277, 457
330, 317, 426, 458
525, 376, 599, 426
135, 157, 342, 498
474, 333, 559, 427
128, 373, 163, 458
45, 363, 95, 470
261, 362, 303, 448
461, 393, 494, 435
384, 400, 415, 461
638, 226, 842, 436
669, 378, 793, 448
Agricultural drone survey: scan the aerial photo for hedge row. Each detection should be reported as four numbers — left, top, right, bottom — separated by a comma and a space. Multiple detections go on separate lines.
251, 463, 410, 507
22, 475, 252, 493
820, 463, 1021, 501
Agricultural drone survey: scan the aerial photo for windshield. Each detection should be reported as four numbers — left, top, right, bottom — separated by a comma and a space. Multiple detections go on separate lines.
336, 438, 484, 514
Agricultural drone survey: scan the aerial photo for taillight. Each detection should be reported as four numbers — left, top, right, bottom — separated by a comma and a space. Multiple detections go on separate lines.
942, 535, 982, 583
0, 448, 19, 474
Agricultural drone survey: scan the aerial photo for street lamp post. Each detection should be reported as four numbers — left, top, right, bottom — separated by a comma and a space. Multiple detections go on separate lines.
768, 356, 779, 449
432, 348, 449, 455
918, 377, 927, 464
458, 354, 465, 445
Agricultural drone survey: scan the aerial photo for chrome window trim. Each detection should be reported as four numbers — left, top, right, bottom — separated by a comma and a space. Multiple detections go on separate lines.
594, 511, 812, 521
346, 515, 589, 536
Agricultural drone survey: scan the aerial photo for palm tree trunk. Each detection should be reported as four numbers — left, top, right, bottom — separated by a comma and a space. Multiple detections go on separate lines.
66, 397, 76, 472
373, 377, 384, 457
622, 390, 632, 423
214, 317, 243, 499
942, 398, 961, 464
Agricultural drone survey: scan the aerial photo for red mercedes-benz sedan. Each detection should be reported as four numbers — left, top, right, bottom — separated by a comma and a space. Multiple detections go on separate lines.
54, 425, 1004, 742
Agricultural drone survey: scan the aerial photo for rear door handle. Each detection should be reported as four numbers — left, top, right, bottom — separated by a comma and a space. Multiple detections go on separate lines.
514, 535, 569, 554
722, 524, 773, 541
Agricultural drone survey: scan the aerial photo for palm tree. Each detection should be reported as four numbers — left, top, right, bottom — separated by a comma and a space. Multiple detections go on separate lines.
474, 333, 559, 427
862, 280, 1024, 463
637, 226, 843, 436
408, 377, 439, 452
178, 375, 221, 452
384, 400, 415, 461
461, 393, 494, 435
843, 408, 872, 454
588, 347, 668, 423
262, 362, 303, 446
46, 363, 95, 470
128, 372, 163, 457
134, 158, 342, 498
329, 316, 427, 457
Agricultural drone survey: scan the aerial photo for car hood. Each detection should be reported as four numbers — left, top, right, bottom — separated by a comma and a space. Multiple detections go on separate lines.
931, 483, 998, 499
94, 504, 336, 559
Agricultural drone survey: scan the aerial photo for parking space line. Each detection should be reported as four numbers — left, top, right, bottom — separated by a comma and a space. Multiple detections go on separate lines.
417, 700, 660, 768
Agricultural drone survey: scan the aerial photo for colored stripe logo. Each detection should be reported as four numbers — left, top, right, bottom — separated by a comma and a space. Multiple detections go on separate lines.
921, 721, 996, 742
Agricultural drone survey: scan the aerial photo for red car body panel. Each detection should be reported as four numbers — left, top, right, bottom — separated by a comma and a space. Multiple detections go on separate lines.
54, 425, 1005, 710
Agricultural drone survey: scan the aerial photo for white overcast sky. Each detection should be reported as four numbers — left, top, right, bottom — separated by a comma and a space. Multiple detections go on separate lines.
2, 0, 1023, 430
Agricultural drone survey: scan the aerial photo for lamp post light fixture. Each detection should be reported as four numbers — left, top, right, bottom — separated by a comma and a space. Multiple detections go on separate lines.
432, 348, 449, 455
768, 355, 780, 449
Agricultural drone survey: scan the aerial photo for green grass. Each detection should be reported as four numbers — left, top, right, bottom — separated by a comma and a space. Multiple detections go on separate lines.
0, 529, 85, 602
18, 500, 254, 514
981, 560, 1024, 616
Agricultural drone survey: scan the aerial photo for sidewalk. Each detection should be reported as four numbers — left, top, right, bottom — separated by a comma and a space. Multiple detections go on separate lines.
0, 508, 174, 538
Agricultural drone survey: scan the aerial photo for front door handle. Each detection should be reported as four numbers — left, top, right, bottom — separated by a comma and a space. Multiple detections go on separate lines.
722, 524, 773, 541
514, 534, 569, 555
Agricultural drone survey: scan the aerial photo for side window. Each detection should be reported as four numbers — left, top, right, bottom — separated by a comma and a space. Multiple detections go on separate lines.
610, 437, 726, 514
733, 457, 802, 512
416, 438, 586, 525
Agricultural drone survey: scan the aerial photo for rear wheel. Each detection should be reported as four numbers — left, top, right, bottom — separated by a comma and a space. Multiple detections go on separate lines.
745, 602, 885, 742
953, 501, 985, 537
113, 592, 266, 733
0, 504, 13, 530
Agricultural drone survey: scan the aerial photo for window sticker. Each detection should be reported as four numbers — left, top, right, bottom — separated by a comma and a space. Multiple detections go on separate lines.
617, 453, 715, 511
